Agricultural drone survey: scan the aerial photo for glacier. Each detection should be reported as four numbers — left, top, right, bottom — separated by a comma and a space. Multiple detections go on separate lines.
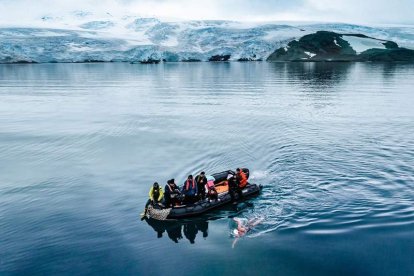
1, 12, 414, 63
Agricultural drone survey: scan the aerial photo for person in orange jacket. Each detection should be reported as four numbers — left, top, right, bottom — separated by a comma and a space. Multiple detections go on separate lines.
236, 168, 248, 189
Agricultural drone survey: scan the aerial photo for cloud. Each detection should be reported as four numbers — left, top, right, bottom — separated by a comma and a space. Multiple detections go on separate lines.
303, 0, 414, 24
0, 0, 412, 25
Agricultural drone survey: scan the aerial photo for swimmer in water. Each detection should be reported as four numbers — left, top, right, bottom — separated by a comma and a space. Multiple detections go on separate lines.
231, 217, 264, 248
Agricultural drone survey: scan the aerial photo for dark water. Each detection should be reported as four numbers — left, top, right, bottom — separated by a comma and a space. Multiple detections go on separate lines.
1, 62, 414, 275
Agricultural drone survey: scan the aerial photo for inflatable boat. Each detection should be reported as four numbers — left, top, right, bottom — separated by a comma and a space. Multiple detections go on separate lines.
147, 169, 262, 220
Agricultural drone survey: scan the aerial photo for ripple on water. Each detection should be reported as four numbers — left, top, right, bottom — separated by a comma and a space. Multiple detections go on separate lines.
1, 63, 414, 274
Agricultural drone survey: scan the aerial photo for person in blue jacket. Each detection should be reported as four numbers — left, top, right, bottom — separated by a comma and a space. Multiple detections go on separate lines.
182, 175, 198, 204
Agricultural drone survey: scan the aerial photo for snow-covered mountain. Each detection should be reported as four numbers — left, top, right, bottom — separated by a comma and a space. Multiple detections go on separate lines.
1, 12, 414, 63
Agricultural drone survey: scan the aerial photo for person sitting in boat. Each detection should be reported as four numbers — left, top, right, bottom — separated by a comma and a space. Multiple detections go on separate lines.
143, 182, 164, 218
164, 179, 181, 207
182, 175, 198, 204
236, 168, 248, 189
206, 178, 218, 202
228, 173, 243, 202
195, 171, 207, 201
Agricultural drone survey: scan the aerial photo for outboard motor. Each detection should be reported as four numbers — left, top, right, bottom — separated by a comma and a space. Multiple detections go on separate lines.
211, 168, 249, 184
212, 170, 234, 184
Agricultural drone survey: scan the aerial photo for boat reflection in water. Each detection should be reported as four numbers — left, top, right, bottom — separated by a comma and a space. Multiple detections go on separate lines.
144, 218, 209, 244
144, 201, 253, 243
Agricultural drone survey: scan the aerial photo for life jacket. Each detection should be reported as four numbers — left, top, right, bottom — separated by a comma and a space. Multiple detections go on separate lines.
206, 180, 215, 191
149, 186, 164, 201
185, 179, 195, 190
237, 171, 248, 188
166, 184, 175, 193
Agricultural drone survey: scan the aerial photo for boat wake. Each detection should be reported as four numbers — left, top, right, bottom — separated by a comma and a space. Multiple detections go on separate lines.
249, 170, 269, 180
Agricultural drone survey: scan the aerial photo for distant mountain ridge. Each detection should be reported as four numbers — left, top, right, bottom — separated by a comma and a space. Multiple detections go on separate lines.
1, 16, 414, 63
267, 31, 414, 62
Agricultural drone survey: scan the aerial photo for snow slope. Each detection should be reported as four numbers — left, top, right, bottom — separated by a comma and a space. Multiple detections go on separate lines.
343, 35, 387, 53
0, 12, 413, 63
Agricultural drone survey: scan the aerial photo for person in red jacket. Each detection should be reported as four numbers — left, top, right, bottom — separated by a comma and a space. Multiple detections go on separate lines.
182, 175, 198, 204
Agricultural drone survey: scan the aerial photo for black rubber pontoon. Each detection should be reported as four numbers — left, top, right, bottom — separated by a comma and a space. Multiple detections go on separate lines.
166, 183, 262, 219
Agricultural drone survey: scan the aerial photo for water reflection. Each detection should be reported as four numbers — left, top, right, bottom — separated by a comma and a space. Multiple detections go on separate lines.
293, 62, 352, 86
144, 218, 209, 244
269, 62, 354, 110
143, 202, 254, 243
379, 62, 405, 83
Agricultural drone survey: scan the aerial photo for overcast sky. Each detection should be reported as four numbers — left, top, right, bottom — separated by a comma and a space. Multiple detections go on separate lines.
0, 0, 413, 25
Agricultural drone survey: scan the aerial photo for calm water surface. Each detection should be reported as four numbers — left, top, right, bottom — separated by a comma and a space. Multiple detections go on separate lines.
1, 62, 414, 275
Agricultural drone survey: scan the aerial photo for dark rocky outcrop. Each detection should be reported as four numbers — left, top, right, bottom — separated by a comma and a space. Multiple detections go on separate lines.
181, 58, 201, 62
382, 41, 399, 49
237, 58, 252, 62
267, 31, 414, 62
139, 58, 161, 64
359, 48, 414, 62
80, 59, 106, 63
209, 54, 231, 62
237, 58, 262, 61
14, 60, 38, 64
237, 54, 262, 62
267, 31, 356, 62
